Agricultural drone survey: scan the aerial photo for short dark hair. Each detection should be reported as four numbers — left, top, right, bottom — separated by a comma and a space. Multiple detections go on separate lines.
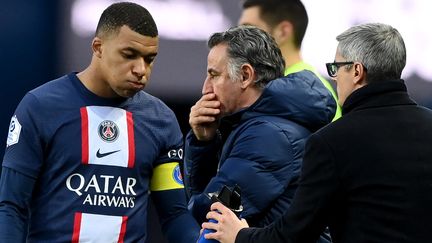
242, 0, 308, 48
208, 25, 285, 88
95, 2, 158, 38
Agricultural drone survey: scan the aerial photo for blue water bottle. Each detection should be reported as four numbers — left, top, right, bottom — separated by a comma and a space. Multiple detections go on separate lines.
197, 185, 243, 243
197, 218, 219, 243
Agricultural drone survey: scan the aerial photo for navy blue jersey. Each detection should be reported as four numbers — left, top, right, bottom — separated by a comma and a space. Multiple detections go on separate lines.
0, 73, 199, 242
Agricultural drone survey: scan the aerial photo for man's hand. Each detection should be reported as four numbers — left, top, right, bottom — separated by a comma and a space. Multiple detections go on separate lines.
201, 202, 249, 243
189, 93, 221, 141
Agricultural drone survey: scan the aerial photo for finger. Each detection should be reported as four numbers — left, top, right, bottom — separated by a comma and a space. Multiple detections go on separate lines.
201, 93, 217, 101
189, 115, 217, 125
194, 94, 220, 109
202, 221, 217, 230
210, 202, 223, 210
199, 100, 220, 108
189, 110, 220, 127
204, 231, 220, 240
195, 108, 220, 119
190, 103, 220, 118
210, 201, 229, 213
206, 210, 223, 222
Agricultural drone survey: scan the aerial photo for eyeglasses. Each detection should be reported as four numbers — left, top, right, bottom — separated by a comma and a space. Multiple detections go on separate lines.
325, 61, 354, 77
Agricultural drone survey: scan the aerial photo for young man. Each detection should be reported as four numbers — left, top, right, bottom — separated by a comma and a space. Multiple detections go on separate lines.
239, 0, 342, 121
0, 2, 199, 242
203, 23, 432, 243
184, 25, 335, 241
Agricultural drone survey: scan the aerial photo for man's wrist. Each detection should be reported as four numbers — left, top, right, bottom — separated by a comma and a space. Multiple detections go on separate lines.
191, 129, 221, 145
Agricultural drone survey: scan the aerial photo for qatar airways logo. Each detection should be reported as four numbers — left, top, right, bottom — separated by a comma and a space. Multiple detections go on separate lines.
66, 173, 137, 208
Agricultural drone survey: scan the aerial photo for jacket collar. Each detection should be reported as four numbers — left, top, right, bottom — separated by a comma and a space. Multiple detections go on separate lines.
218, 106, 248, 135
342, 79, 416, 115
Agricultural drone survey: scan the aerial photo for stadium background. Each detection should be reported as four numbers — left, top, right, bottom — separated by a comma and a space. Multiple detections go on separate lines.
1, 1, 431, 242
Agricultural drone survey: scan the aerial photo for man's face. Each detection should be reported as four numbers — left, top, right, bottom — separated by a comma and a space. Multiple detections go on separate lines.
332, 52, 356, 106
96, 25, 159, 98
202, 44, 243, 117
238, 6, 272, 34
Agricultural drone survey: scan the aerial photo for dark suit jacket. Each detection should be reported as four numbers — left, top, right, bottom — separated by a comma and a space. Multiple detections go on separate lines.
237, 80, 432, 243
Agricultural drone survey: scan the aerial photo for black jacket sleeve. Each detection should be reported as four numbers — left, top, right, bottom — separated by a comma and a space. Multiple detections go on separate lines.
236, 133, 339, 243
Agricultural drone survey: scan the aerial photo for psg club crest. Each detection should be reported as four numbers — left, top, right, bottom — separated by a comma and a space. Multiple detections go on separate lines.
98, 120, 119, 142
173, 164, 183, 185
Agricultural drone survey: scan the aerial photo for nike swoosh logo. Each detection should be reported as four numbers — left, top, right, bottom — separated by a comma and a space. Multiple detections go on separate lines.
96, 149, 121, 158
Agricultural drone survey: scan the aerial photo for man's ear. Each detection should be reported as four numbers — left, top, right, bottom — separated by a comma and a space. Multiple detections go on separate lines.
273, 20, 293, 44
92, 37, 103, 58
240, 64, 255, 89
353, 62, 367, 85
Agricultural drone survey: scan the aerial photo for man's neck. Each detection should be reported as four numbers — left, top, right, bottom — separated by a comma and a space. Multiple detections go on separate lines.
77, 65, 97, 92
76, 62, 110, 98
277, 41, 302, 68
237, 88, 264, 111
282, 49, 302, 68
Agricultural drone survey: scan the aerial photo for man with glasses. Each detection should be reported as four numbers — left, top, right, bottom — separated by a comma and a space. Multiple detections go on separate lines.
325, 61, 356, 78
201, 22, 432, 243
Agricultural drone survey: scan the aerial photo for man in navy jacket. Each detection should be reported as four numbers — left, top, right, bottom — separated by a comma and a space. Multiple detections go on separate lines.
203, 23, 432, 243
184, 25, 335, 241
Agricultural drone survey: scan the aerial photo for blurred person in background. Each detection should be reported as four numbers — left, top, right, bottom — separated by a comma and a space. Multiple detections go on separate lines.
239, 0, 342, 121
202, 22, 432, 243
184, 25, 335, 243
0, 2, 199, 242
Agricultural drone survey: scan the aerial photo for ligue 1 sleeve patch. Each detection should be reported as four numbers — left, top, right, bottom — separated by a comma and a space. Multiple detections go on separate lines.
150, 162, 184, 191
7, 115, 21, 147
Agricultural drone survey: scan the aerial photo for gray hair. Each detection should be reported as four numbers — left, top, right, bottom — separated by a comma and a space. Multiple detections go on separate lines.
336, 23, 406, 83
208, 25, 285, 88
